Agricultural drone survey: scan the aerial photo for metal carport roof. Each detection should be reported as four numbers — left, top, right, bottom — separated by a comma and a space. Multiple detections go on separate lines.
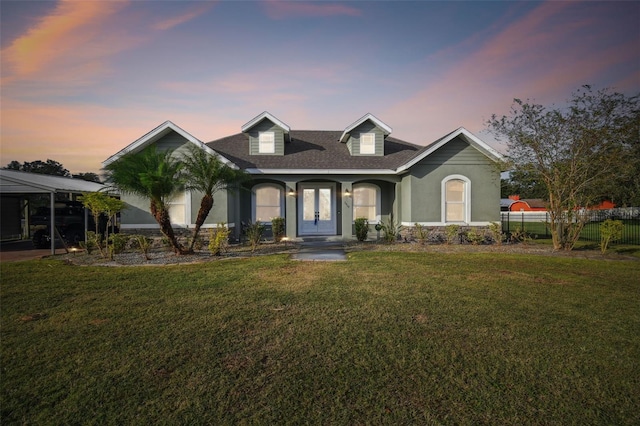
0, 169, 113, 254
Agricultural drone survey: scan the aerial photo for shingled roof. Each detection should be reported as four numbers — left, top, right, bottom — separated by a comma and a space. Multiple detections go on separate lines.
206, 130, 426, 171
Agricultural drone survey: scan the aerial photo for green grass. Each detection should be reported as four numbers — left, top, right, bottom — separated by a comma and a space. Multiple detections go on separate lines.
2, 253, 639, 425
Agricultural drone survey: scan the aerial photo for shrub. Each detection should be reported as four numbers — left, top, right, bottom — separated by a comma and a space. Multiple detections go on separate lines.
355, 218, 369, 241
488, 222, 503, 245
129, 234, 153, 260
444, 224, 460, 245
380, 213, 402, 244
413, 223, 428, 245
271, 217, 286, 242
187, 235, 204, 251
208, 224, 230, 256
81, 231, 99, 255
599, 219, 624, 253
466, 228, 485, 245
510, 226, 534, 244
108, 233, 130, 260
245, 221, 265, 252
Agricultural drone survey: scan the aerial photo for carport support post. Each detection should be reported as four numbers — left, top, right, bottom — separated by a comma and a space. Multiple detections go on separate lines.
50, 193, 55, 255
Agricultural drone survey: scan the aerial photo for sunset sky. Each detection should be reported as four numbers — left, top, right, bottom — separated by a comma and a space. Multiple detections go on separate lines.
1, 0, 638, 175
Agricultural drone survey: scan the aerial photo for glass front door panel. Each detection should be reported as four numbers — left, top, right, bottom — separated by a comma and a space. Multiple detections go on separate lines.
303, 189, 315, 221
319, 188, 331, 220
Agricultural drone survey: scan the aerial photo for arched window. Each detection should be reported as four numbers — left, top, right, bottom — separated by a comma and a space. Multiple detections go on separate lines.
353, 184, 381, 223
253, 184, 284, 223
442, 175, 470, 223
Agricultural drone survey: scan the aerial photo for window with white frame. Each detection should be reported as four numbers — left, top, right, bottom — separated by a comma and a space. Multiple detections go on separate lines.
168, 191, 187, 226
253, 184, 283, 222
360, 133, 375, 154
258, 131, 275, 154
444, 178, 467, 222
353, 184, 380, 222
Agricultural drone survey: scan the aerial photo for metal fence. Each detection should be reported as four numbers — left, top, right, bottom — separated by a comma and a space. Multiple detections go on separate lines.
501, 208, 640, 245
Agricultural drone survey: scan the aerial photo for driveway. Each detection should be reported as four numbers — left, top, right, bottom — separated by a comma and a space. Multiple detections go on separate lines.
0, 240, 66, 263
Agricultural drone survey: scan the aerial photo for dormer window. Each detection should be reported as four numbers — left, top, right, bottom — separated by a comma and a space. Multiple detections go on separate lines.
360, 133, 375, 154
258, 131, 275, 154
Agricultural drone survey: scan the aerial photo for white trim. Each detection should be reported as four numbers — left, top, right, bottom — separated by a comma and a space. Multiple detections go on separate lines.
246, 168, 397, 175
258, 131, 276, 154
396, 127, 503, 172
441, 175, 471, 224
359, 133, 376, 154
402, 221, 493, 227
339, 113, 392, 143
102, 120, 238, 169
252, 183, 285, 223
298, 182, 337, 236
241, 111, 291, 133
352, 183, 381, 223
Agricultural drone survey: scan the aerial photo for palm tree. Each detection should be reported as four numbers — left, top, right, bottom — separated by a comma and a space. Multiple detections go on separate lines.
181, 144, 250, 253
104, 146, 187, 254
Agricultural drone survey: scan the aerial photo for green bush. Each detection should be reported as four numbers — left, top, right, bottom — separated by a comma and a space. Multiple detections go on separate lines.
445, 224, 460, 245
81, 231, 99, 255
271, 217, 285, 242
129, 234, 153, 260
380, 214, 402, 244
108, 233, 130, 260
355, 218, 369, 241
466, 228, 485, 245
414, 223, 428, 245
488, 222, 503, 245
208, 224, 230, 256
600, 219, 624, 253
245, 221, 265, 252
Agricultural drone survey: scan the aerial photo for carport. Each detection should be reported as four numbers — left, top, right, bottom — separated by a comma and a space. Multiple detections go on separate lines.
0, 169, 110, 255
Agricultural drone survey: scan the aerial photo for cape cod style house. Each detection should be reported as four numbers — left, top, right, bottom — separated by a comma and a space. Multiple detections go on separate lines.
103, 112, 503, 241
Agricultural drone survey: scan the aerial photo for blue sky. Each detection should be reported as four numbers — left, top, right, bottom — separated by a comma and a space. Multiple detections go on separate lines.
1, 0, 638, 174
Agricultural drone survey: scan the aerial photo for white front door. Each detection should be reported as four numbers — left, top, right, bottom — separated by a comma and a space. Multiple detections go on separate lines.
299, 183, 336, 236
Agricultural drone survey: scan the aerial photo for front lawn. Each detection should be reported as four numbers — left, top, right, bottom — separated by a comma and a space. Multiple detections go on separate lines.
2, 253, 639, 424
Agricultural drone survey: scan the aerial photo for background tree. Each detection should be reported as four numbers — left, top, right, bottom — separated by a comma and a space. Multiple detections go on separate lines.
488, 85, 639, 250
4, 159, 70, 176
73, 172, 102, 183
104, 146, 187, 254
181, 144, 251, 253
501, 168, 548, 199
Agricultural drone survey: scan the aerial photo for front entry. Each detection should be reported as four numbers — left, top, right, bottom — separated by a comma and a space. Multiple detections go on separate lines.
298, 183, 336, 236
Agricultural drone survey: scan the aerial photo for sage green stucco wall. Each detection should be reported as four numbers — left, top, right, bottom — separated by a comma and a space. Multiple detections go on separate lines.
403, 137, 500, 223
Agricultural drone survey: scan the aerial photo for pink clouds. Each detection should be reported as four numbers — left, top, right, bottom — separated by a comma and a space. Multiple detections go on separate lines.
383, 1, 640, 145
1, 0, 128, 84
153, 2, 216, 31
262, 0, 361, 19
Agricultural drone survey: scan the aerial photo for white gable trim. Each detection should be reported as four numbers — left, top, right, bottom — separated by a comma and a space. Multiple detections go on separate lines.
339, 113, 392, 143
241, 111, 291, 133
396, 127, 503, 173
102, 121, 238, 169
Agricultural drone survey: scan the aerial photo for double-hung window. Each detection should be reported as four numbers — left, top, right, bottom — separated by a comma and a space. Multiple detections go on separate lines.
254, 185, 283, 222
353, 184, 380, 222
258, 132, 275, 154
444, 179, 466, 222
360, 133, 375, 155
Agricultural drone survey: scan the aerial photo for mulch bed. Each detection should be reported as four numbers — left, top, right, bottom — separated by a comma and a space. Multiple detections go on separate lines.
54, 240, 638, 266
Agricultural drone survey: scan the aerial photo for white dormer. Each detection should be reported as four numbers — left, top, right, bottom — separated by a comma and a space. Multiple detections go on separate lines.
340, 113, 392, 156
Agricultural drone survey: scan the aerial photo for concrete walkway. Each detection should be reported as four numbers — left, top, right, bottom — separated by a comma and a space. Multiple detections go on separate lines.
291, 241, 348, 262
